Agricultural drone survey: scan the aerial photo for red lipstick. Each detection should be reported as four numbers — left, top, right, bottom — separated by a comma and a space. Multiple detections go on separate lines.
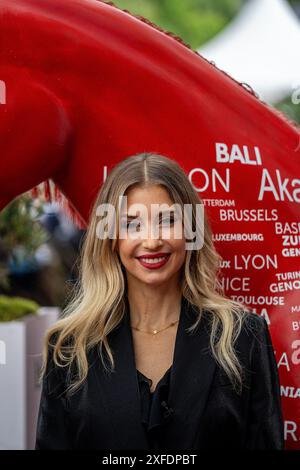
136, 253, 171, 270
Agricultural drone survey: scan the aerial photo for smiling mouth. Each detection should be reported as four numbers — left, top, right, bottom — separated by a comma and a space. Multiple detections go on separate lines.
136, 254, 171, 269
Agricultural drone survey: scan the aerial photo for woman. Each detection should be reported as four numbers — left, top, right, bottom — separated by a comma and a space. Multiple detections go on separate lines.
35, 153, 284, 450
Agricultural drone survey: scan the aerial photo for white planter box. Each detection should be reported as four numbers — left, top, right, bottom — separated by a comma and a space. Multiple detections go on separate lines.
0, 307, 59, 450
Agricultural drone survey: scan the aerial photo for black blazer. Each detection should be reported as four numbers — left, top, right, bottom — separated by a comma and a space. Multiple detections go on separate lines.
35, 297, 284, 450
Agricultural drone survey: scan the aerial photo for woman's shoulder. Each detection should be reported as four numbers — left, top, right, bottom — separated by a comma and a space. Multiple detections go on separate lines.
236, 309, 273, 360
239, 309, 269, 340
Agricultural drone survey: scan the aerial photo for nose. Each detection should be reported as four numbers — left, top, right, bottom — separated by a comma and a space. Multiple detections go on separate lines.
142, 237, 163, 249
141, 221, 163, 249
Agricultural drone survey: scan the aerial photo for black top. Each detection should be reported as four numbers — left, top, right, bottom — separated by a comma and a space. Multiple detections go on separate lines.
136, 365, 173, 449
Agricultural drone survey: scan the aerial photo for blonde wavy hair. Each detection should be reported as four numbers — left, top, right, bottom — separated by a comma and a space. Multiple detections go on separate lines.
40, 152, 249, 396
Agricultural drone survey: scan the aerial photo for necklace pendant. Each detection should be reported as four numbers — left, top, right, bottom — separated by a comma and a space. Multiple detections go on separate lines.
153, 330, 158, 335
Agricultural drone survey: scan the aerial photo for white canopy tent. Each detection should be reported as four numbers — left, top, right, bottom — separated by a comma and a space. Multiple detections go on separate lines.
198, 0, 300, 104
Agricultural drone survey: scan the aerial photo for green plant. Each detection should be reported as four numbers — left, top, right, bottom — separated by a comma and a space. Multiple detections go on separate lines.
0, 193, 49, 289
0, 295, 40, 322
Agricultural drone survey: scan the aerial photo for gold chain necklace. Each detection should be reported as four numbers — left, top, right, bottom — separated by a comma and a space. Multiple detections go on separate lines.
130, 319, 179, 335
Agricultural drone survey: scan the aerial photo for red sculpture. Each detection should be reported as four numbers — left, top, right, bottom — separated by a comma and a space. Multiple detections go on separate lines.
0, 0, 299, 449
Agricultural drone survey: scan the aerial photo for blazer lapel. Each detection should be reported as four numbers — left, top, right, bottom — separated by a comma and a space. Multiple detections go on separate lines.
95, 295, 149, 449
165, 296, 217, 449
97, 295, 216, 450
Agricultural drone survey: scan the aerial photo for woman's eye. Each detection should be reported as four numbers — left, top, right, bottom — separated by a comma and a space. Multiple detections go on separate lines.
120, 216, 175, 230
160, 216, 175, 225
121, 221, 141, 230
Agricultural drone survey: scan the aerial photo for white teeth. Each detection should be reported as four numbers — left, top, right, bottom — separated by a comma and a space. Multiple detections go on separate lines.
139, 256, 168, 264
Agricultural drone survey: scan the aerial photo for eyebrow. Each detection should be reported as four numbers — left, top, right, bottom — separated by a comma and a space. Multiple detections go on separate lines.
120, 210, 175, 219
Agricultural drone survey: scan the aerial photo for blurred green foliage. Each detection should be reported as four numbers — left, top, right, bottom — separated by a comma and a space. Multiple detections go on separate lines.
289, 0, 300, 7
0, 295, 39, 322
276, 94, 300, 128
109, 1, 300, 50
110, 0, 244, 48
110, 0, 300, 124
0, 193, 48, 289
